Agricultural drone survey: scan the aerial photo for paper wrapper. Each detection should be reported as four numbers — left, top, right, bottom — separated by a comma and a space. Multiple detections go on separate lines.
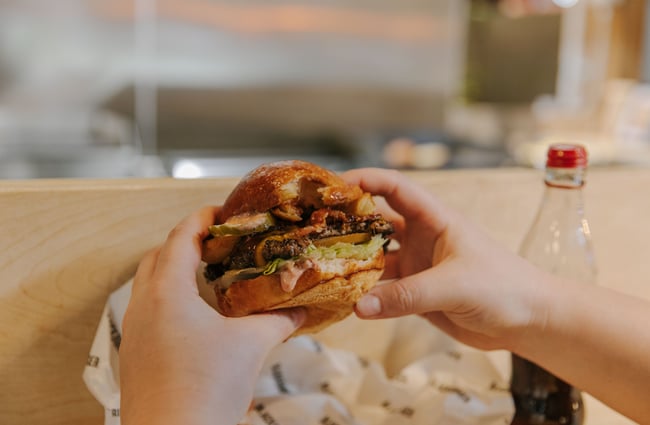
83, 280, 514, 424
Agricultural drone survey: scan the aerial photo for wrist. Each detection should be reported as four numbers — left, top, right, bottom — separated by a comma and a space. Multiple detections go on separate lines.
502, 267, 562, 356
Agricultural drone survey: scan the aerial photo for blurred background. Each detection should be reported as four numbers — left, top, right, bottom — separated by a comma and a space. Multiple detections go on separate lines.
0, 0, 649, 178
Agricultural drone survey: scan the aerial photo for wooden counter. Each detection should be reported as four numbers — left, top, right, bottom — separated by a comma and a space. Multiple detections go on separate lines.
1, 167, 648, 425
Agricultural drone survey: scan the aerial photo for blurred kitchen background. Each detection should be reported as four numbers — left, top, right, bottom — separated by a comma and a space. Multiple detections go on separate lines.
1, 0, 649, 178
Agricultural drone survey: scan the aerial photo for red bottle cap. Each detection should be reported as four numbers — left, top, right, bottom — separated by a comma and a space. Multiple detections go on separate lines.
546, 144, 588, 168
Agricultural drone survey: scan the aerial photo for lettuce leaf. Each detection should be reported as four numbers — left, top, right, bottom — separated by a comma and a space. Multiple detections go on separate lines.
262, 234, 385, 275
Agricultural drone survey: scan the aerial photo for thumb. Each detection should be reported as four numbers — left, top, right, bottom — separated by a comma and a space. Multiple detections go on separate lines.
242, 307, 306, 349
355, 268, 456, 319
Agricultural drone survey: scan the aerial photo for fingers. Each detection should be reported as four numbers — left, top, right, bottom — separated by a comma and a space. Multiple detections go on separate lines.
382, 251, 401, 280
355, 268, 457, 319
372, 196, 406, 237
341, 168, 449, 235
154, 206, 220, 287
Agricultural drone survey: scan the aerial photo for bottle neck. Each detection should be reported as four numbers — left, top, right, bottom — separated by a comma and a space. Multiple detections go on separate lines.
544, 166, 586, 189
519, 164, 596, 283
538, 167, 585, 216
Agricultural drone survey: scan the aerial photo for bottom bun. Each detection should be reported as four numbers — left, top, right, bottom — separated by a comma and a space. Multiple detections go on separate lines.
214, 251, 384, 334
274, 268, 384, 334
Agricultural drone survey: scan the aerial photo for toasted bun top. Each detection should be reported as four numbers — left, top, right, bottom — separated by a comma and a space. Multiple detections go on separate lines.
218, 160, 362, 221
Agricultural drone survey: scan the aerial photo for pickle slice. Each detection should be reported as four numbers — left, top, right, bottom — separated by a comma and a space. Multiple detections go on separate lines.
214, 267, 265, 290
208, 212, 275, 237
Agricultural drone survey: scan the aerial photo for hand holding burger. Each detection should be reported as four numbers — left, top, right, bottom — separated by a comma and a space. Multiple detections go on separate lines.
119, 207, 305, 425
201, 160, 394, 334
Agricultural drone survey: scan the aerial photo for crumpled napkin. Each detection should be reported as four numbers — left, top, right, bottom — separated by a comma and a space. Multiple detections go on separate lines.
83, 280, 514, 424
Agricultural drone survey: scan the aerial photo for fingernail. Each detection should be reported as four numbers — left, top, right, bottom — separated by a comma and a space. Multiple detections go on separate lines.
356, 294, 382, 317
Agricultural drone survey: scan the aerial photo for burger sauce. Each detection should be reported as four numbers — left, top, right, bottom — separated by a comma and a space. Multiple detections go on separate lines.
279, 260, 315, 292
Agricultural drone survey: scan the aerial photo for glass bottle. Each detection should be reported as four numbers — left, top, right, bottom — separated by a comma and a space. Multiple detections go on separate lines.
510, 144, 596, 425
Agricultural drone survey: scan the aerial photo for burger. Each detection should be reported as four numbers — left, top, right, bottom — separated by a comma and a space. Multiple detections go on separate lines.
201, 160, 393, 334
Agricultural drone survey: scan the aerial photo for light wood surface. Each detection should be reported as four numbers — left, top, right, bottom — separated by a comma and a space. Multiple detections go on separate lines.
1, 167, 649, 425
